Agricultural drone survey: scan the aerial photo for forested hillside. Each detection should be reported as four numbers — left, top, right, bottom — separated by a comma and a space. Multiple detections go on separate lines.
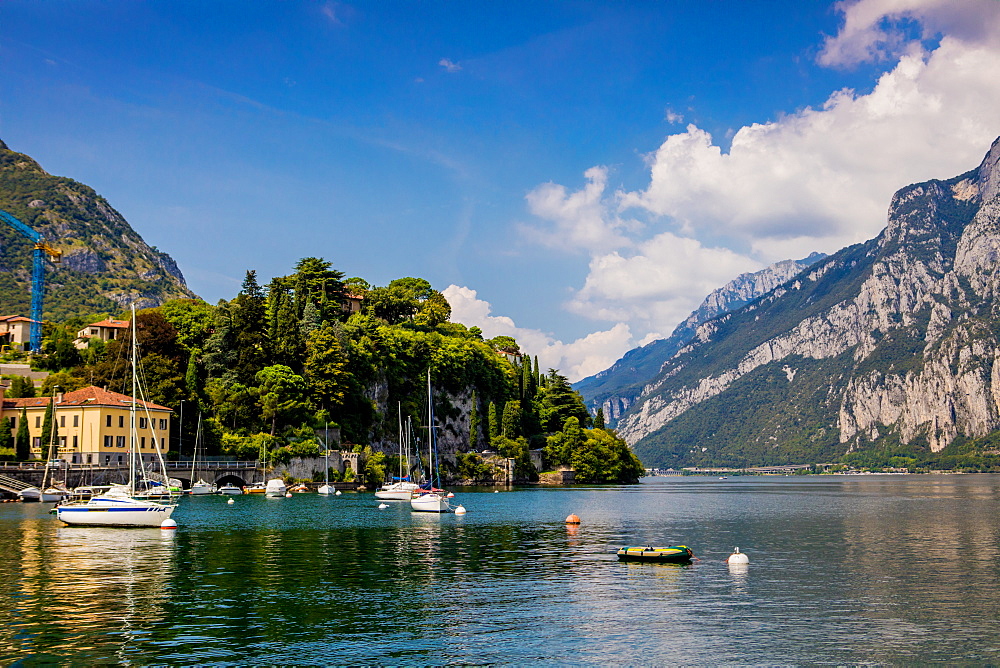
0, 139, 194, 320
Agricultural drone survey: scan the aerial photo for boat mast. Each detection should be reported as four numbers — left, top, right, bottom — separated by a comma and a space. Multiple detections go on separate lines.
41, 386, 59, 490
129, 303, 137, 494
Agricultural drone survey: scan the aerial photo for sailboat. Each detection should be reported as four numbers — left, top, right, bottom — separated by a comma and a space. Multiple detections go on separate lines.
56, 306, 177, 527
188, 414, 216, 495
410, 370, 452, 513
19, 390, 69, 503
376, 406, 420, 501
318, 422, 335, 495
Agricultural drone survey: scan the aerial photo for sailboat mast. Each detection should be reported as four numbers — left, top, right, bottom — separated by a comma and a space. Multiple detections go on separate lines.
129, 304, 137, 493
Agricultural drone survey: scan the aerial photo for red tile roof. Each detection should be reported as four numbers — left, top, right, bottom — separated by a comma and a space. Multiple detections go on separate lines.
84, 319, 130, 329
1, 386, 171, 412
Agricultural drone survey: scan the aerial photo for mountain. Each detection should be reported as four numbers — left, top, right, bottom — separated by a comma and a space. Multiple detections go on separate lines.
575, 252, 826, 425
619, 137, 1000, 468
0, 139, 195, 321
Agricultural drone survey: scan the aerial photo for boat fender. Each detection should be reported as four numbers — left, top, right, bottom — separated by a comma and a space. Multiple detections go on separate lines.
726, 547, 749, 564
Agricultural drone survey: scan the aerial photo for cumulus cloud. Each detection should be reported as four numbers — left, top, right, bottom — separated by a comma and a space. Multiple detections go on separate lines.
522, 166, 634, 253
443, 285, 636, 382
438, 58, 462, 73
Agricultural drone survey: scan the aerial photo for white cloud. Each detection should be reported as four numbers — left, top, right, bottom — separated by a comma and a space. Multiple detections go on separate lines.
443, 285, 636, 382
514, 0, 1000, 382
664, 108, 684, 124
522, 166, 633, 253
438, 58, 462, 73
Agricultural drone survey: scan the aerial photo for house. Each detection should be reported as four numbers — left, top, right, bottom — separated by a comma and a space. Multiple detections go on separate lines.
74, 318, 129, 349
343, 293, 364, 315
1, 385, 173, 465
0, 315, 38, 349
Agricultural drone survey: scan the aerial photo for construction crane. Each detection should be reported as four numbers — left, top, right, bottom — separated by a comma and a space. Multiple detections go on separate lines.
0, 209, 62, 353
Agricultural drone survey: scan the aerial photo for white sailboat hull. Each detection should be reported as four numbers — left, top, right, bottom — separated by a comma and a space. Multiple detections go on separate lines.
265, 479, 287, 497
56, 494, 175, 527
410, 492, 451, 513
375, 481, 420, 500
189, 481, 216, 495
317, 484, 335, 495
18, 486, 67, 503
218, 484, 242, 495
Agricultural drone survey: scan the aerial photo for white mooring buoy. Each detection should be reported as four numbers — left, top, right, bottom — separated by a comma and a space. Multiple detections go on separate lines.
285, 492, 293, 498
227, 498, 235, 505
726, 547, 750, 565
454, 505, 467, 515
335, 490, 342, 496
160, 519, 177, 530
378, 503, 388, 509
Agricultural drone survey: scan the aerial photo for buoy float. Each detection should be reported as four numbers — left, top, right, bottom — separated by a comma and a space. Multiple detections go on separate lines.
446, 492, 454, 498
285, 492, 293, 498
160, 519, 177, 530
335, 490, 342, 496
227, 498, 235, 505
454, 505, 467, 515
565, 514, 581, 525
494, 490, 499, 493
378, 503, 388, 509
726, 547, 749, 565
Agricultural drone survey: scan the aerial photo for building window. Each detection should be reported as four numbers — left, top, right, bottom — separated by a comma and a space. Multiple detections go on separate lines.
72, 435, 78, 448
119, 415, 124, 428
116, 455, 123, 464
116, 436, 126, 448
106, 415, 112, 427
59, 415, 65, 428
32, 437, 41, 448
139, 417, 147, 429
35, 416, 41, 428
86, 454, 92, 464
159, 419, 167, 430
73, 415, 79, 427
141, 437, 146, 449
58, 436, 66, 447
10, 417, 14, 429
104, 435, 113, 448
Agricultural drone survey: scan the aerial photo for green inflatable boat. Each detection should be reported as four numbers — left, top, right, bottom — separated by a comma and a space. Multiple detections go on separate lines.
617, 545, 694, 563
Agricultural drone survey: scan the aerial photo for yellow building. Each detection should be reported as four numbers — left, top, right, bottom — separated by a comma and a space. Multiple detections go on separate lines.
1, 386, 173, 465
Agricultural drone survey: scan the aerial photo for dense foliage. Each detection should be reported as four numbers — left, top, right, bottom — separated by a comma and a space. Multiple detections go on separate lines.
27, 257, 643, 484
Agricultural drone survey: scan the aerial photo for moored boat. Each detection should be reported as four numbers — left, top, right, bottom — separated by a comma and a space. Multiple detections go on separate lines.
264, 478, 287, 497
616, 545, 694, 563
410, 370, 452, 514
219, 483, 243, 495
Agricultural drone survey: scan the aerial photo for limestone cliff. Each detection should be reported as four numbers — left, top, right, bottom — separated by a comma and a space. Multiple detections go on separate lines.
620, 137, 1000, 467
575, 253, 825, 426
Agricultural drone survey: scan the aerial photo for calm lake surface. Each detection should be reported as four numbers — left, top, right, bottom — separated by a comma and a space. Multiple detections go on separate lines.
3, 475, 1000, 665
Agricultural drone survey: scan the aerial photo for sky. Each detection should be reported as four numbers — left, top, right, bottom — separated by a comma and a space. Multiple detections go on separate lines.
3, 0, 1000, 382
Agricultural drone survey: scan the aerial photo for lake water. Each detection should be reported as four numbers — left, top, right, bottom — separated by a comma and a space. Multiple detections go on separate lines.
3, 475, 1000, 665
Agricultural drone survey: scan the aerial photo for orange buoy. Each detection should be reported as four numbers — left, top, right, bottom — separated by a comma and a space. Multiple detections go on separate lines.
565, 514, 581, 525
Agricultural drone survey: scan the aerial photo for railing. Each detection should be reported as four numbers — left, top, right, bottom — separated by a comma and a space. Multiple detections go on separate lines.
0, 461, 261, 471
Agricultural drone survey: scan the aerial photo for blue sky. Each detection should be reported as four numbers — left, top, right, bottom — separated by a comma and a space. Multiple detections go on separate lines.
3, 1, 1000, 380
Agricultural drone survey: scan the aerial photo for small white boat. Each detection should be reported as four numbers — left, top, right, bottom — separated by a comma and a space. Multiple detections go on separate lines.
317, 484, 336, 495
219, 483, 243, 495
18, 486, 68, 503
189, 479, 217, 495
376, 480, 420, 500
410, 489, 451, 513
57, 485, 174, 527
410, 370, 452, 514
265, 478, 287, 497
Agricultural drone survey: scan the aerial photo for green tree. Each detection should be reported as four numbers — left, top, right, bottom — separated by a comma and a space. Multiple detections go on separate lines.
41, 399, 58, 458
255, 364, 308, 436
41, 371, 85, 396
232, 271, 269, 384
488, 336, 519, 354
303, 324, 350, 412
6, 375, 35, 398
273, 290, 304, 369
414, 291, 452, 328
487, 401, 499, 441
468, 390, 480, 449
158, 299, 216, 350
15, 408, 29, 460
595, 407, 606, 430
502, 399, 521, 438
537, 369, 590, 432
362, 445, 387, 487
0, 417, 12, 451
544, 416, 584, 468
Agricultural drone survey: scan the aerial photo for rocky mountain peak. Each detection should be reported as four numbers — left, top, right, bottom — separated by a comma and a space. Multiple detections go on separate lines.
978, 136, 1000, 204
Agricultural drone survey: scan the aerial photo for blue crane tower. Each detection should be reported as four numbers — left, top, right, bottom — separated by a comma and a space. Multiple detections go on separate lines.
0, 209, 62, 353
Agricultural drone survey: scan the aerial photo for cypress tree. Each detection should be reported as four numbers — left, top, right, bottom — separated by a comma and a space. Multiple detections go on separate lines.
0, 417, 12, 451
41, 400, 58, 459
487, 402, 499, 441
468, 390, 479, 449
595, 407, 606, 430
502, 400, 521, 438
15, 408, 29, 460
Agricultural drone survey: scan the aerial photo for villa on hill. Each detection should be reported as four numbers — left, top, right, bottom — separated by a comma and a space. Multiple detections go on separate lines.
74, 318, 129, 349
